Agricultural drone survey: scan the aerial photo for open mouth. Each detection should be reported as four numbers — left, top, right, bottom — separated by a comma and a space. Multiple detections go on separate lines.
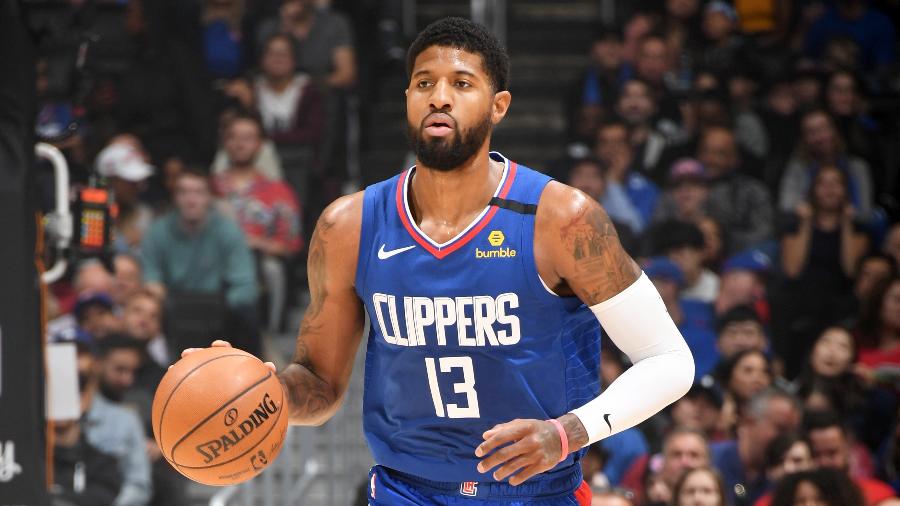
423, 113, 455, 137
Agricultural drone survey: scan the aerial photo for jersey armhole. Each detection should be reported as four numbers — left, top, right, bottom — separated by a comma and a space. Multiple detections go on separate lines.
519, 179, 578, 304
353, 187, 377, 296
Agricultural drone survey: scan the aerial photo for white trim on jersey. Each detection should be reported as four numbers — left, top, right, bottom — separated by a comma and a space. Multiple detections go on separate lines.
537, 273, 561, 297
402, 153, 510, 249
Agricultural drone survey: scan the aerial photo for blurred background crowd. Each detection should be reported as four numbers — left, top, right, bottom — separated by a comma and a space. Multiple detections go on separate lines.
25, 0, 900, 505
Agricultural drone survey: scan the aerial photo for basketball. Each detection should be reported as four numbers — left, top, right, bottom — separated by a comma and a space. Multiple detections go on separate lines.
151, 346, 289, 486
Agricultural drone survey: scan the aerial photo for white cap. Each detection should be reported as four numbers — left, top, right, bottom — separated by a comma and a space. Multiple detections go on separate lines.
95, 142, 154, 182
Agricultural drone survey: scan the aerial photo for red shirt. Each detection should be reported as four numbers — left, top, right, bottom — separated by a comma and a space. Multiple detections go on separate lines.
857, 477, 897, 504
754, 476, 895, 506
214, 172, 303, 254
858, 346, 900, 368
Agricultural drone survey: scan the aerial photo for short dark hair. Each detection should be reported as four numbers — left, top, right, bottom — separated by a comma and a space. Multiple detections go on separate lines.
260, 32, 295, 60
226, 109, 266, 139
715, 305, 762, 335
567, 156, 605, 177
596, 117, 631, 138
655, 220, 705, 253
406, 17, 510, 92
802, 409, 848, 437
94, 333, 144, 359
174, 165, 212, 189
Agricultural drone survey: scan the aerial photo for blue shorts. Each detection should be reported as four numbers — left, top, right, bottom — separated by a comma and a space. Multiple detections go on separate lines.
366, 465, 592, 505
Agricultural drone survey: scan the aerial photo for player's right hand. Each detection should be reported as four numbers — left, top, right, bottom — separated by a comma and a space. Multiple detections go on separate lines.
178, 340, 277, 373
475, 419, 563, 486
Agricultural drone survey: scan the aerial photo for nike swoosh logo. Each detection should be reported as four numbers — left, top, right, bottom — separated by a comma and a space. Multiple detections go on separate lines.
377, 244, 416, 260
603, 413, 612, 433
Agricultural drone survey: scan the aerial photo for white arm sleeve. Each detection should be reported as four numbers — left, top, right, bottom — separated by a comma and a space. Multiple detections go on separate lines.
570, 273, 695, 445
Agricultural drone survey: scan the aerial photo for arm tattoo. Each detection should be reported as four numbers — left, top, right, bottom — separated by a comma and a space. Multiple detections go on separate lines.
279, 362, 334, 424
559, 206, 638, 305
304, 215, 334, 320
278, 215, 338, 424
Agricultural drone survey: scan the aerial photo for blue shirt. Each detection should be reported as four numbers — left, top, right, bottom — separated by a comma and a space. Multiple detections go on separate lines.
601, 428, 649, 486
711, 440, 769, 505
679, 300, 719, 380
624, 172, 660, 232
84, 393, 151, 506
601, 173, 660, 234
805, 6, 896, 70
204, 20, 243, 79
356, 153, 601, 483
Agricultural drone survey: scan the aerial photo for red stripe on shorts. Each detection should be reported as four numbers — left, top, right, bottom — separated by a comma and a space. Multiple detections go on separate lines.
574, 480, 592, 506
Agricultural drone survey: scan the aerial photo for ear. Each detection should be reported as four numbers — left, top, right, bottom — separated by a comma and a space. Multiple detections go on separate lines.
491, 90, 512, 125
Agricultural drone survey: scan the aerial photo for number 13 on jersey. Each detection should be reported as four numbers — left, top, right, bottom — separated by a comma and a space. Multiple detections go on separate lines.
424, 357, 481, 418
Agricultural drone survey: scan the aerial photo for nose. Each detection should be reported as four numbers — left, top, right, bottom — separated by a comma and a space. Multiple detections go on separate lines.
428, 79, 452, 111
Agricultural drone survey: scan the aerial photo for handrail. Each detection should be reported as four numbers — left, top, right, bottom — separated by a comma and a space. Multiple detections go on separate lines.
36, 143, 72, 284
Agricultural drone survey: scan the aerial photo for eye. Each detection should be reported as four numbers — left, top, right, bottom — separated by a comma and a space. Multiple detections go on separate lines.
416, 80, 432, 89
455, 80, 471, 88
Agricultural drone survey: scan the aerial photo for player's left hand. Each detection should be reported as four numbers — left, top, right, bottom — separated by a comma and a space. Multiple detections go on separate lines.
474, 419, 563, 486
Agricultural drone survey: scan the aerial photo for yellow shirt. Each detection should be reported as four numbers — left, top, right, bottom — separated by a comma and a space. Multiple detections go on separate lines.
735, 0, 776, 33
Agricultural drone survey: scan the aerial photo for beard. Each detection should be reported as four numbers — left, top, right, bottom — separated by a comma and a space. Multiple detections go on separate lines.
99, 380, 126, 403
78, 372, 91, 393
407, 110, 492, 172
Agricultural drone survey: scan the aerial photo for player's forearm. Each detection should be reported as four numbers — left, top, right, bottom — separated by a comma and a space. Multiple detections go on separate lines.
278, 363, 340, 426
571, 349, 693, 445
570, 274, 694, 445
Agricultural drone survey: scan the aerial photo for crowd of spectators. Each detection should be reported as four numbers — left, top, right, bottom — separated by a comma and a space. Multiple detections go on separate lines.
35, 0, 361, 504
563, 1, 900, 505
30, 0, 900, 505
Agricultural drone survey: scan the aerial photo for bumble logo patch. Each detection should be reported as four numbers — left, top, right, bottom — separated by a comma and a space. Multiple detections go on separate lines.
476, 230, 516, 258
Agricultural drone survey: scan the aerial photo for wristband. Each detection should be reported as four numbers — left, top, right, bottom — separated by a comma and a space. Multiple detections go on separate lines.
547, 419, 568, 464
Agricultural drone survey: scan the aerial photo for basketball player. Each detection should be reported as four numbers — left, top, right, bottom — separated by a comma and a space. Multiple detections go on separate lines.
189, 18, 694, 504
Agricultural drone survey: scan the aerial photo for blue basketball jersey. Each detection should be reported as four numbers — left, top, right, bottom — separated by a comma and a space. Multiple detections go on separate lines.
355, 152, 601, 484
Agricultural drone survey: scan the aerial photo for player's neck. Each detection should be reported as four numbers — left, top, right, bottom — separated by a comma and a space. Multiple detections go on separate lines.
409, 148, 503, 228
